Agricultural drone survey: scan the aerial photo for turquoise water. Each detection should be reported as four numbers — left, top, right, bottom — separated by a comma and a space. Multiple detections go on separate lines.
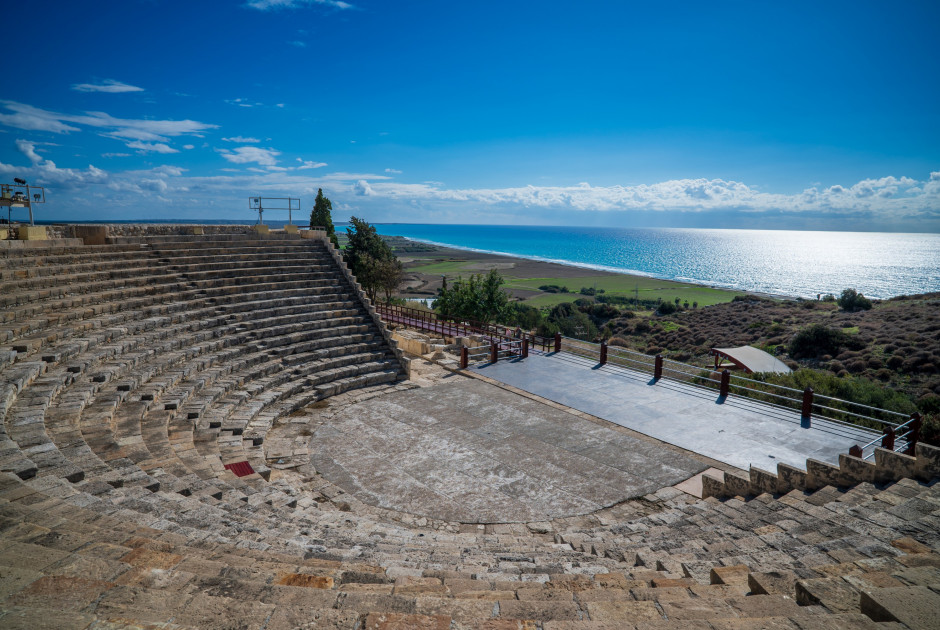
374, 224, 940, 299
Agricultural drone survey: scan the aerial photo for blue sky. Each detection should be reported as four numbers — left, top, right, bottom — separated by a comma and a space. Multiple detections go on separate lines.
2, 0, 938, 231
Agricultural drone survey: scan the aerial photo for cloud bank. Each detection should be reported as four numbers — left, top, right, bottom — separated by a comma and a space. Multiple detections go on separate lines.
0, 101, 217, 154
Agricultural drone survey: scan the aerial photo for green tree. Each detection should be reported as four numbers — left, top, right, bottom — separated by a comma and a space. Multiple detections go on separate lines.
344, 216, 398, 303
433, 268, 510, 324
309, 188, 339, 249
536, 302, 598, 340
836, 288, 873, 312
376, 256, 405, 303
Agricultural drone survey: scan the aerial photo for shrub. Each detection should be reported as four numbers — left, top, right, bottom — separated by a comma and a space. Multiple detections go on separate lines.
657, 301, 678, 315
837, 288, 873, 312
788, 324, 847, 359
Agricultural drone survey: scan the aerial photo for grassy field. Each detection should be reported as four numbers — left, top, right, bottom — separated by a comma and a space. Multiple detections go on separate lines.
404, 257, 739, 309
503, 274, 738, 308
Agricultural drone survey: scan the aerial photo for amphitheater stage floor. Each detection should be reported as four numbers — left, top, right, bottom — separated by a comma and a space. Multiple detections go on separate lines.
308, 378, 707, 523
470, 352, 879, 472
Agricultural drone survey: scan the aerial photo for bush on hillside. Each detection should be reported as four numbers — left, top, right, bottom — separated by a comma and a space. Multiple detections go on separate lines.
788, 324, 846, 359
837, 288, 873, 312
657, 300, 677, 315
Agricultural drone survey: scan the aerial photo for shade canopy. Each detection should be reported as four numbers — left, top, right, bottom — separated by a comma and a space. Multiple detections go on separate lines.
712, 346, 792, 374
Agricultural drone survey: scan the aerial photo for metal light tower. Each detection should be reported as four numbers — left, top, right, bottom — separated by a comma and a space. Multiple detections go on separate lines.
1, 179, 45, 228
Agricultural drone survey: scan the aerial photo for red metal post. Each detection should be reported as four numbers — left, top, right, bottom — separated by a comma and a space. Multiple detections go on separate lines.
881, 426, 895, 451
600, 342, 608, 365
522, 338, 529, 358
460, 346, 468, 369
801, 387, 814, 421
654, 355, 663, 380
554, 332, 561, 353
719, 369, 731, 398
490, 341, 498, 363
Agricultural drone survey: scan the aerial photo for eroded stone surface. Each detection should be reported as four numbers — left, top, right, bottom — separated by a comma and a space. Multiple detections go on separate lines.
308, 379, 706, 523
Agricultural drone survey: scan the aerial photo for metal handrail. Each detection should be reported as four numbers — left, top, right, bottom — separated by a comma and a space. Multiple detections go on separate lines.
557, 334, 908, 437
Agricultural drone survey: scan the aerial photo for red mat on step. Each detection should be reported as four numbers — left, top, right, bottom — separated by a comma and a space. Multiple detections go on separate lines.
224, 461, 255, 477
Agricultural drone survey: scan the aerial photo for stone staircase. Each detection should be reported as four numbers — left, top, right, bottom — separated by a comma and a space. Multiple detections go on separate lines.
1, 230, 938, 628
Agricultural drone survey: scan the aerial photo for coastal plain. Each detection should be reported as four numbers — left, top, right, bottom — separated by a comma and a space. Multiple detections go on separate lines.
388, 237, 740, 308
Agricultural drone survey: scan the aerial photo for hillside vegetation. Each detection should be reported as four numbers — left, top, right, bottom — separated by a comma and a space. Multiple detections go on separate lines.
604, 293, 940, 414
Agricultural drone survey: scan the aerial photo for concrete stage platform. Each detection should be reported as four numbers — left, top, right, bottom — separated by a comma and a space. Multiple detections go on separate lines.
471, 352, 879, 471
309, 379, 706, 523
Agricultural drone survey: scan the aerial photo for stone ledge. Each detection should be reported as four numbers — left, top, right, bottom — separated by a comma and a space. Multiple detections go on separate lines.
702, 442, 939, 499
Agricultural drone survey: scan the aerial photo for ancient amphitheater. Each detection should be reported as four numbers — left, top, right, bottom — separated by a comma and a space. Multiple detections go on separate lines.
1, 225, 938, 630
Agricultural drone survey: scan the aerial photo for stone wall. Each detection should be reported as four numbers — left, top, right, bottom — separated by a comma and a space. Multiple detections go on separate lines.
64, 223, 257, 240
702, 442, 940, 499
318, 235, 412, 379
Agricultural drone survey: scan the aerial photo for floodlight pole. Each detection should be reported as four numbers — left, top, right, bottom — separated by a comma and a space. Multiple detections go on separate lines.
26, 184, 33, 225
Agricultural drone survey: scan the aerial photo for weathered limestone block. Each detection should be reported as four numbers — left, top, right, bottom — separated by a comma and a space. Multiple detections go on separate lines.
860, 586, 940, 629
701, 472, 727, 499
70, 225, 108, 245
724, 469, 751, 497
17, 225, 46, 241
749, 466, 778, 495
914, 442, 940, 481
874, 448, 916, 483
776, 462, 807, 494
806, 458, 844, 491
839, 453, 877, 484
251, 224, 270, 235
283, 224, 299, 234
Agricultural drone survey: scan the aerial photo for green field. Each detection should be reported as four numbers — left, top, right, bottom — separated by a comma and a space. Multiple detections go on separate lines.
503, 275, 739, 308
400, 247, 741, 310
405, 259, 481, 275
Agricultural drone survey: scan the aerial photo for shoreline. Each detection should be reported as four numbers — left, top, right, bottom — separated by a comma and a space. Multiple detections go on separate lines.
390, 234, 798, 303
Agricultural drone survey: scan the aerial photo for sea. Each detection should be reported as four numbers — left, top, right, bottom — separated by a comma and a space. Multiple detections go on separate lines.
373, 224, 940, 300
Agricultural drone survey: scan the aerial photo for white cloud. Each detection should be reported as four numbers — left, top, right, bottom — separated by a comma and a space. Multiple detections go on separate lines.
182, 144, 194, 150
354, 179, 374, 196
126, 141, 178, 154
334, 173, 940, 220
0, 101, 218, 149
217, 146, 281, 166
0, 101, 81, 133
225, 98, 264, 108
72, 79, 144, 93
102, 152, 131, 158
246, 0, 354, 10
0, 139, 109, 190
296, 158, 327, 170
290, 40, 307, 47
222, 136, 261, 143
384, 168, 402, 174
15, 139, 43, 165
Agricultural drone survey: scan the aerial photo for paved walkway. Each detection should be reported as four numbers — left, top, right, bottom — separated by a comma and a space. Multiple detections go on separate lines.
471, 352, 878, 471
